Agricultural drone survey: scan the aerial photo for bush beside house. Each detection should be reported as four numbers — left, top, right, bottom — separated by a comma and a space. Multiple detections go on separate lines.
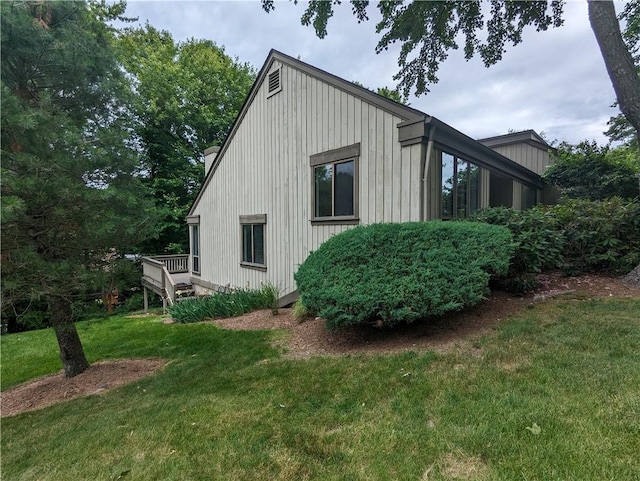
473, 198, 640, 290
295, 222, 513, 329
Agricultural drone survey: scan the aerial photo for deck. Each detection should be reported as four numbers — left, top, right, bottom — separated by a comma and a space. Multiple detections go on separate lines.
141, 255, 193, 312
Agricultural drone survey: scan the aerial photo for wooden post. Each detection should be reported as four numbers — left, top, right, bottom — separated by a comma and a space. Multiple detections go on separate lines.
143, 286, 149, 313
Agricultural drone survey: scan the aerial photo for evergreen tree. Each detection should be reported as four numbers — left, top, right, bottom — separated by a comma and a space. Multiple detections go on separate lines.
1, 1, 157, 377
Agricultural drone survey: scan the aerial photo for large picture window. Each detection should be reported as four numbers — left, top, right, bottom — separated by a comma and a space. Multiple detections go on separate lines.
441, 152, 480, 219
310, 143, 359, 223
240, 214, 266, 269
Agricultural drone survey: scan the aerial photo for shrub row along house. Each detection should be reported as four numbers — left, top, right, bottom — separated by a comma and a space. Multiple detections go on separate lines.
142, 50, 555, 309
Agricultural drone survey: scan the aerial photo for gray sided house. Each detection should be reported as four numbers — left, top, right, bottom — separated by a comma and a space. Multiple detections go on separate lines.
152, 50, 554, 307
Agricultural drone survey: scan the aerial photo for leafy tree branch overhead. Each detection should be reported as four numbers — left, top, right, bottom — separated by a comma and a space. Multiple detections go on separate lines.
263, 0, 640, 142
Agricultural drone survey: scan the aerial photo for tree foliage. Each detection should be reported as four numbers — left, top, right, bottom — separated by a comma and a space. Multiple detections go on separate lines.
543, 141, 639, 200
115, 26, 255, 254
263, 0, 564, 97
263, 0, 640, 141
352, 80, 409, 104
1, 0, 156, 377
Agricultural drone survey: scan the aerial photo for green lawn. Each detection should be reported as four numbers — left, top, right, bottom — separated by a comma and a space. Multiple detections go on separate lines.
2, 298, 639, 480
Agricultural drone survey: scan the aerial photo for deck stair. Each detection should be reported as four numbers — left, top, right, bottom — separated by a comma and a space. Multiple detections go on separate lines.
141, 255, 195, 312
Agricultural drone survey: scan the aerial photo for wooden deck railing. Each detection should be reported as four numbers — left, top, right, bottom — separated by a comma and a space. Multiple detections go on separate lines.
149, 254, 189, 273
141, 255, 189, 312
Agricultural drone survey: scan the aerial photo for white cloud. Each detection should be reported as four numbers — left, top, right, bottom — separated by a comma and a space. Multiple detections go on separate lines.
121, 0, 624, 144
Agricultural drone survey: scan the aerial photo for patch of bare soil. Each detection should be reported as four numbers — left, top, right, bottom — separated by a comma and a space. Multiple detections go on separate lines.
3, 272, 638, 418
1, 359, 166, 418
213, 272, 640, 358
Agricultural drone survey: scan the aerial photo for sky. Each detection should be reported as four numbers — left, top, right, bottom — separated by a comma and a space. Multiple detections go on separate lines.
119, 0, 625, 145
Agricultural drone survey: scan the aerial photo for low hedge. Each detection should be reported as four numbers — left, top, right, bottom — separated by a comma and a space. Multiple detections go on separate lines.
295, 221, 513, 329
472, 206, 564, 291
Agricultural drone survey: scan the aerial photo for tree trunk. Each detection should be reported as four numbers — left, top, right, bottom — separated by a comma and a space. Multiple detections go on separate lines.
588, 0, 640, 144
48, 296, 90, 378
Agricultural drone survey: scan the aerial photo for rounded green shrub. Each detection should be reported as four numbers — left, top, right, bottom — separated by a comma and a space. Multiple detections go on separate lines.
294, 221, 513, 329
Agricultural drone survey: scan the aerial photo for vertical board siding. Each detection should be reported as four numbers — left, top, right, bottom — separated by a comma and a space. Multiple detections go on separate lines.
512, 181, 523, 210
425, 149, 442, 221
491, 144, 551, 175
479, 168, 490, 209
192, 62, 422, 297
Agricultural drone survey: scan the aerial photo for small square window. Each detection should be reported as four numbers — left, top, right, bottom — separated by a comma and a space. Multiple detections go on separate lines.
240, 214, 266, 269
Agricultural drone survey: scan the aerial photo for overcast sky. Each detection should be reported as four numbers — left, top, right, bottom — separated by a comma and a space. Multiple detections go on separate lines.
120, 0, 624, 145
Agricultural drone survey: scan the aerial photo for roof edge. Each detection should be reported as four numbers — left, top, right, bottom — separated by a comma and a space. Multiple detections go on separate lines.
478, 129, 555, 153
189, 49, 426, 215
428, 119, 545, 188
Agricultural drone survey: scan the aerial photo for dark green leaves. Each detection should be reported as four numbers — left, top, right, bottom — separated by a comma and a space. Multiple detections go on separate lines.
1, 0, 156, 307
263, 0, 564, 97
376, 0, 564, 96
543, 141, 640, 201
115, 26, 256, 253
295, 221, 513, 329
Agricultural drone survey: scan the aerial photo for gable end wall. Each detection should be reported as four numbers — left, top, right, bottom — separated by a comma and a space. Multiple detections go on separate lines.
191, 61, 422, 297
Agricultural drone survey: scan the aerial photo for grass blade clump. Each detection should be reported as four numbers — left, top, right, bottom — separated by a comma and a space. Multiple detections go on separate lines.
295, 221, 513, 329
169, 283, 279, 323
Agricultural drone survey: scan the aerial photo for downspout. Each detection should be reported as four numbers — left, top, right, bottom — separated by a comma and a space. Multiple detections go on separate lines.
420, 124, 436, 221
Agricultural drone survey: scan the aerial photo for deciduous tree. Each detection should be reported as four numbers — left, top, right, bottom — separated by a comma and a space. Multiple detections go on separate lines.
263, 0, 640, 141
605, 1, 639, 147
116, 26, 255, 254
543, 142, 639, 200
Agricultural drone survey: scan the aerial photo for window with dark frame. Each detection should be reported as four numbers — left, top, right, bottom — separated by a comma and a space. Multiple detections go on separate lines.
187, 216, 201, 274
314, 160, 355, 217
240, 214, 266, 268
310, 143, 359, 223
441, 152, 480, 219
191, 224, 200, 273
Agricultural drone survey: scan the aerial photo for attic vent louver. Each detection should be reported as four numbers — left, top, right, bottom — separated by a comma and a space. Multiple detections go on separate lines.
267, 67, 282, 98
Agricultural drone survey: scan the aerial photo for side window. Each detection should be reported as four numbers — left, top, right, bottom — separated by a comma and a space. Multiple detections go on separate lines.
239, 214, 266, 269
191, 225, 200, 273
310, 143, 360, 224
187, 216, 200, 274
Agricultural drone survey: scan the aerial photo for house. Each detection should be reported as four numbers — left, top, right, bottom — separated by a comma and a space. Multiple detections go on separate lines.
143, 49, 555, 309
